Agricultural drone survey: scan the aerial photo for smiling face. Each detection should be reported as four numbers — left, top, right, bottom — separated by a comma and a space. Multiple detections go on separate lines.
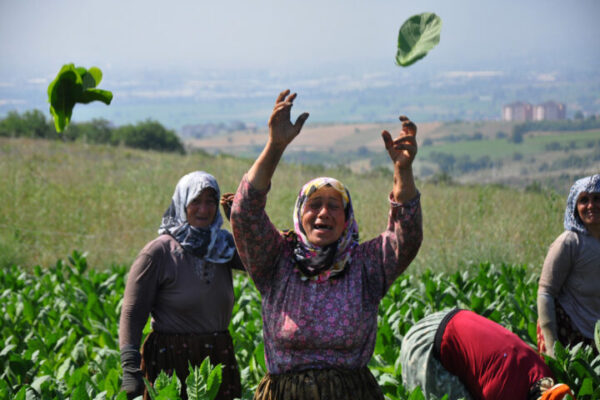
186, 188, 218, 229
301, 186, 346, 247
576, 192, 600, 233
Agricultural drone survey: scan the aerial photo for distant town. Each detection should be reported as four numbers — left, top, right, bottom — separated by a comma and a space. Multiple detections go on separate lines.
502, 101, 566, 122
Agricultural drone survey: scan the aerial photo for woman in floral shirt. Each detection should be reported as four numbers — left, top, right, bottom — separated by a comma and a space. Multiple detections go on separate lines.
230, 90, 423, 400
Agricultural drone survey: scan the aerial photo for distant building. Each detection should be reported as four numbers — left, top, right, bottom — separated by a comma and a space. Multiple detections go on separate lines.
502, 102, 533, 122
534, 101, 566, 121
503, 101, 566, 122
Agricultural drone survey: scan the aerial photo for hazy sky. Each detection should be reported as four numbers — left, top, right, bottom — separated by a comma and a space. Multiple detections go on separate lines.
1, 0, 599, 79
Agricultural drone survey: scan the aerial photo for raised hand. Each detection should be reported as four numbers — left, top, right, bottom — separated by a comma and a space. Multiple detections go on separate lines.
220, 192, 234, 221
381, 115, 418, 170
268, 89, 309, 148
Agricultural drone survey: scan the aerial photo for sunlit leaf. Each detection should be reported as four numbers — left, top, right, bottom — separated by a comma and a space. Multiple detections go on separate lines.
396, 12, 442, 67
47, 64, 112, 132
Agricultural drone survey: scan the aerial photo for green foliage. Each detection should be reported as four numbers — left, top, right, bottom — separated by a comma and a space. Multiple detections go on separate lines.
115, 119, 185, 153
2, 255, 598, 399
594, 320, 600, 353
544, 341, 600, 399
185, 359, 222, 400
47, 64, 113, 132
396, 13, 442, 67
0, 111, 184, 153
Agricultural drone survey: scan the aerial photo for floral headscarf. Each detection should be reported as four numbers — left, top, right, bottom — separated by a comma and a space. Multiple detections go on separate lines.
283, 177, 359, 282
564, 174, 600, 235
158, 171, 235, 263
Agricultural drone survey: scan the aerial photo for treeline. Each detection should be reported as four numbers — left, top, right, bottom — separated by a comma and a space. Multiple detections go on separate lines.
512, 115, 600, 138
0, 109, 185, 153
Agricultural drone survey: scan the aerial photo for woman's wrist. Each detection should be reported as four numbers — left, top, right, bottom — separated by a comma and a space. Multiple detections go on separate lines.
392, 167, 417, 203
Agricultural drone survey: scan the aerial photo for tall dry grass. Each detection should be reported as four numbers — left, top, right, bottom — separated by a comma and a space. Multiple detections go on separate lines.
1, 138, 566, 274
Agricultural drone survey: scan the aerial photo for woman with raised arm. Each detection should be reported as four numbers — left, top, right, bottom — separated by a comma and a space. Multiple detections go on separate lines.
537, 174, 600, 357
119, 171, 243, 400
230, 90, 423, 400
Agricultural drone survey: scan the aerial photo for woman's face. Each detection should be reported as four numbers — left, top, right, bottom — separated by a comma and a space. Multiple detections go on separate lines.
301, 186, 346, 247
577, 192, 600, 230
186, 188, 218, 229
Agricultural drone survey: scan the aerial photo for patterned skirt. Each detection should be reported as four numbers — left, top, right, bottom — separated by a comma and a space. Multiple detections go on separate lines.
253, 366, 384, 400
140, 331, 241, 400
536, 302, 596, 355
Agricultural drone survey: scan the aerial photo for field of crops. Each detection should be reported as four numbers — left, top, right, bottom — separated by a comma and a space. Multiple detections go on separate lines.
1, 252, 599, 399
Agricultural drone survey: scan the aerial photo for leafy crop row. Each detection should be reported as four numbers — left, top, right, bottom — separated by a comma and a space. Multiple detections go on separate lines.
1, 252, 598, 399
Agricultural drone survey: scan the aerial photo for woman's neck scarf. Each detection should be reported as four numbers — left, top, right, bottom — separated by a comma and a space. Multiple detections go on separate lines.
158, 171, 235, 263
283, 177, 359, 282
564, 174, 600, 235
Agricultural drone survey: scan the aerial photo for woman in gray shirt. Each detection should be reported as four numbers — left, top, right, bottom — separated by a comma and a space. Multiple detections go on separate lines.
537, 174, 600, 356
119, 171, 243, 400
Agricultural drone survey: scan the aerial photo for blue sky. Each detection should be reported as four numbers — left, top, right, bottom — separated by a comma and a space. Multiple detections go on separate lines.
1, 0, 599, 77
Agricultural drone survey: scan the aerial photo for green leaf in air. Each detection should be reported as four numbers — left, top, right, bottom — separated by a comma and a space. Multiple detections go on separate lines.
47, 63, 112, 132
396, 12, 442, 67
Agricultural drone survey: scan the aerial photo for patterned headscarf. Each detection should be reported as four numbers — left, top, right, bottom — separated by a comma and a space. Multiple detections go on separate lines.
158, 171, 235, 263
563, 174, 600, 235
283, 177, 359, 282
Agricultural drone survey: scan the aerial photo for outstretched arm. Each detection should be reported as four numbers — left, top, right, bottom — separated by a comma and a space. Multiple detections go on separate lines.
247, 89, 309, 191
381, 116, 418, 203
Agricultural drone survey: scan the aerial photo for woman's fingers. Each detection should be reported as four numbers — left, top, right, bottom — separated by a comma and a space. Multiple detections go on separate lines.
294, 112, 310, 131
276, 89, 290, 104
381, 130, 393, 149
399, 115, 417, 136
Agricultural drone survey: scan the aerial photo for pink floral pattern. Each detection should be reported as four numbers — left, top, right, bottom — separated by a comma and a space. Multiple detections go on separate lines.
231, 176, 422, 374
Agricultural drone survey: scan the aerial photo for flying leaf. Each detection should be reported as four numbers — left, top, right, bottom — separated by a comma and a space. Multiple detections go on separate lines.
396, 12, 442, 67
47, 63, 112, 132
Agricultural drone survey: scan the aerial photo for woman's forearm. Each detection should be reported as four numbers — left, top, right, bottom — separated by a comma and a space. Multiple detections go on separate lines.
247, 141, 287, 192
393, 165, 418, 203
537, 291, 558, 356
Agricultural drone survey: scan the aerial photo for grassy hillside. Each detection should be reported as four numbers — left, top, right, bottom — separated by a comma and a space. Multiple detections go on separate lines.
1, 137, 567, 274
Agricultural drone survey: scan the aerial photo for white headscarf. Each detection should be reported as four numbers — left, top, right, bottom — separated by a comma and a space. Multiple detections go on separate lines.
564, 174, 600, 235
158, 171, 235, 263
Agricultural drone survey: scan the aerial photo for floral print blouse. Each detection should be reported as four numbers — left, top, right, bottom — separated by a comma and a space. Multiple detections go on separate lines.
230, 176, 422, 374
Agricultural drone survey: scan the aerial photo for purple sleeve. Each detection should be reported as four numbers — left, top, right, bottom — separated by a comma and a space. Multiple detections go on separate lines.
230, 175, 286, 293
360, 192, 422, 300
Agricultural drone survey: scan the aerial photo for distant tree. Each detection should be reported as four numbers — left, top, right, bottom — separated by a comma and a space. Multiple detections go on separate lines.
495, 131, 507, 139
422, 138, 433, 146
64, 118, 114, 144
574, 110, 584, 120
0, 110, 55, 138
114, 120, 185, 153
356, 146, 369, 156
472, 131, 483, 140
511, 129, 524, 144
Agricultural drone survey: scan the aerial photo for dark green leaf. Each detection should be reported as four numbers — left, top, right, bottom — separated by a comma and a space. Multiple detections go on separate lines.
205, 365, 222, 400
396, 12, 442, 67
79, 89, 113, 105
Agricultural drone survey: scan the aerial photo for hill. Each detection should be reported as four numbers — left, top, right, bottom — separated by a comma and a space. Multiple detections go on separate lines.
187, 119, 600, 192
1, 137, 568, 273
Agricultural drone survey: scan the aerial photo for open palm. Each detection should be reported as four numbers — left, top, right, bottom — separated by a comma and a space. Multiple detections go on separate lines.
268, 89, 309, 148
381, 116, 418, 169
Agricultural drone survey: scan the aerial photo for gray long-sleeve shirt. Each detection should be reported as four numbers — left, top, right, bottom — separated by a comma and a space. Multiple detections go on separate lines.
119, 234, 243, 349
538, 230, 600, 338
